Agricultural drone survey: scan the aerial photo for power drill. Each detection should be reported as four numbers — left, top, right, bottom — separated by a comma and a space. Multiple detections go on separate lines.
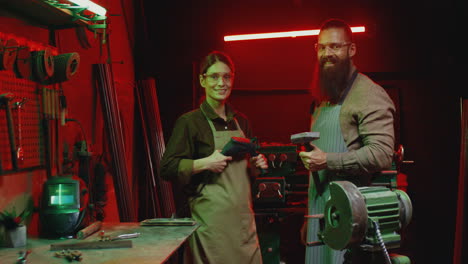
290, 132, 324, 195
222, 137, 266, 174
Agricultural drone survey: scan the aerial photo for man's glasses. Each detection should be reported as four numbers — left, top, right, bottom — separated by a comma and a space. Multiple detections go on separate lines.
203, 73, 234, 83
315, 42, 352, 53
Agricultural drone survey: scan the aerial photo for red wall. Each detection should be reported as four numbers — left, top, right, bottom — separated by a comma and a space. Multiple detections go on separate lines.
0, 0, 135, 238
222, 27, 398, 144
150, 2, 464, 263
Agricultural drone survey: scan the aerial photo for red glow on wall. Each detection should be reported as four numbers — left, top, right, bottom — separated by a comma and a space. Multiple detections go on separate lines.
224, 26, 365, 42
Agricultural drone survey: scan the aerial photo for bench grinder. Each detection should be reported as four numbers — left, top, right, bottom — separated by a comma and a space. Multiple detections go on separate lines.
311, 181, 413, 263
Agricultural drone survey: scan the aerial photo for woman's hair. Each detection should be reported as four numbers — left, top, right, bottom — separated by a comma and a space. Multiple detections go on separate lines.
199, 51, 235, 75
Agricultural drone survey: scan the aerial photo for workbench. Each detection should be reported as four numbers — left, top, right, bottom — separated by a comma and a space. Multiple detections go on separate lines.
0, 222, 199, 263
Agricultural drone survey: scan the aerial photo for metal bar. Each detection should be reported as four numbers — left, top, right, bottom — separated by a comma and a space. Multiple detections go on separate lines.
304, 214, 324, 219
4, 98, 18, 170
135, 79, 161, 218
50, 240, 132, 250
94, 63, 135, 222
306, 241, 325, 247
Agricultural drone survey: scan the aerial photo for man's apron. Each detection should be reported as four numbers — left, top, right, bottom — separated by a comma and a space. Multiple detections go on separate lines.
188, 113, 262, 264
305, 104, 347, 264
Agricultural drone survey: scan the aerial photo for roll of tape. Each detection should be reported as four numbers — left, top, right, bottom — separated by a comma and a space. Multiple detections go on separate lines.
31, 48, 55, 84
51, 52, 80, 83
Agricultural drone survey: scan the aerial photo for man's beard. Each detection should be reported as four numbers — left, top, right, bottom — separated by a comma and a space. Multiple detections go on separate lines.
319, 55, 351, 104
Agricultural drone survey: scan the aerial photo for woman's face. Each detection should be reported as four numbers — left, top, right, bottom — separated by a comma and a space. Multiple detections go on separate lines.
200, 61, 234, 103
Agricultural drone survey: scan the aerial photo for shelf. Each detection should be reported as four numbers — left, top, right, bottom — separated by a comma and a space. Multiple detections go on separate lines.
0, 0, 89, 29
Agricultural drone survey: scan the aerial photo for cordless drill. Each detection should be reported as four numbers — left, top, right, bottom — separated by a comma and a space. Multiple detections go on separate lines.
222, 137, 266, 174
290, 132, 323, 195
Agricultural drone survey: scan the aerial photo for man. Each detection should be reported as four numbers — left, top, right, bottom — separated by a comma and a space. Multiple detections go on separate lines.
299, 19, 396, 263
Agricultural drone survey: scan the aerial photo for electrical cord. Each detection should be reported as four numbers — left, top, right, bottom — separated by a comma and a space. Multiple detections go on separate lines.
373, 220, 392, 264
65, 118, 88, 147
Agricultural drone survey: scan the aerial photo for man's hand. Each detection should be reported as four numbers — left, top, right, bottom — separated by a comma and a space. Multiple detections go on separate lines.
299, 143, 327, 171
300, 220, 307, 245
250, 153, 268, 170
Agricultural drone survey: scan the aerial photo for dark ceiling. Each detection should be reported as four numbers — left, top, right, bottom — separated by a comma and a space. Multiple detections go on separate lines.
140, 0, 464, 75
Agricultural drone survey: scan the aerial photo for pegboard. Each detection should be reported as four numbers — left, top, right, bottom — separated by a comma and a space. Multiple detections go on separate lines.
0, 32, 59, 174
0, 71, 44, 172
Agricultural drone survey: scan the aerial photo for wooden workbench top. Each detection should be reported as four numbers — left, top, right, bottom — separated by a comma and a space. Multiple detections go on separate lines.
0, 222, 199, 263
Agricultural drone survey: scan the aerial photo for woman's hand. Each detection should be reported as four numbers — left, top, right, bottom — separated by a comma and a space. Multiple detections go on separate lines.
250, 154, 268, 170
194, 150, 232, 174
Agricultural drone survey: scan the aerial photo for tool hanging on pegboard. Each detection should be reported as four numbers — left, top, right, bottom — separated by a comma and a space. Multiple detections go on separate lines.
0, 38, 18, 71
13, 46, 32, 79
0, 32, 80, 177
0, 32, 59, 174
42, 87, 62, 178
14, 98, 29, 165
0, 35, 80, 86
0, 92, 18, 171
59, 88, 68, 126
41, 84, 69, 178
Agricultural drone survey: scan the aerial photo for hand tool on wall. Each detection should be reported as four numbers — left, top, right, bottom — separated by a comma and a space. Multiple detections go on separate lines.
13, 46, 32, 79
14, 98, 28, 164
290, 132, 321, 195
0, 141, 2, 173
59, 89, 67, 126
0, 38, 18, 71
0, 92, 18, 170
42, 87, 52, 177
54, 88, 63, 175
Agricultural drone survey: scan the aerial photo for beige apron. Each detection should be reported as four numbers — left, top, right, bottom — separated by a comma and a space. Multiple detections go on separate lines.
305, 104, 347, 264
187, 113, 262, 264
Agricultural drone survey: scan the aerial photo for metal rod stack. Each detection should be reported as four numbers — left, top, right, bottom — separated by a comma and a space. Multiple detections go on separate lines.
136, 78, 175, 218
93, 63, 136, 222
135, 79, 161, 218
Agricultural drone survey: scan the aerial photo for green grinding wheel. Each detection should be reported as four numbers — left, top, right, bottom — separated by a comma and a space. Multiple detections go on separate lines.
322, 181, 368, 250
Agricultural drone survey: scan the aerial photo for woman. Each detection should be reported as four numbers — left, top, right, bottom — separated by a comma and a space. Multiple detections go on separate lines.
160, 51, 267, 264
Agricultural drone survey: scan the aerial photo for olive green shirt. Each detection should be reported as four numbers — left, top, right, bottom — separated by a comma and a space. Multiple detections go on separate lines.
160, 100, 253, 186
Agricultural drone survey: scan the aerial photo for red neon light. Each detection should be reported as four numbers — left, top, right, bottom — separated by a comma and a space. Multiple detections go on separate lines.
224, 26, 365, 42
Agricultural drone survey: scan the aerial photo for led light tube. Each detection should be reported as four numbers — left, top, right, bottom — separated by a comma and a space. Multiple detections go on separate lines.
224, 26, 365, 42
